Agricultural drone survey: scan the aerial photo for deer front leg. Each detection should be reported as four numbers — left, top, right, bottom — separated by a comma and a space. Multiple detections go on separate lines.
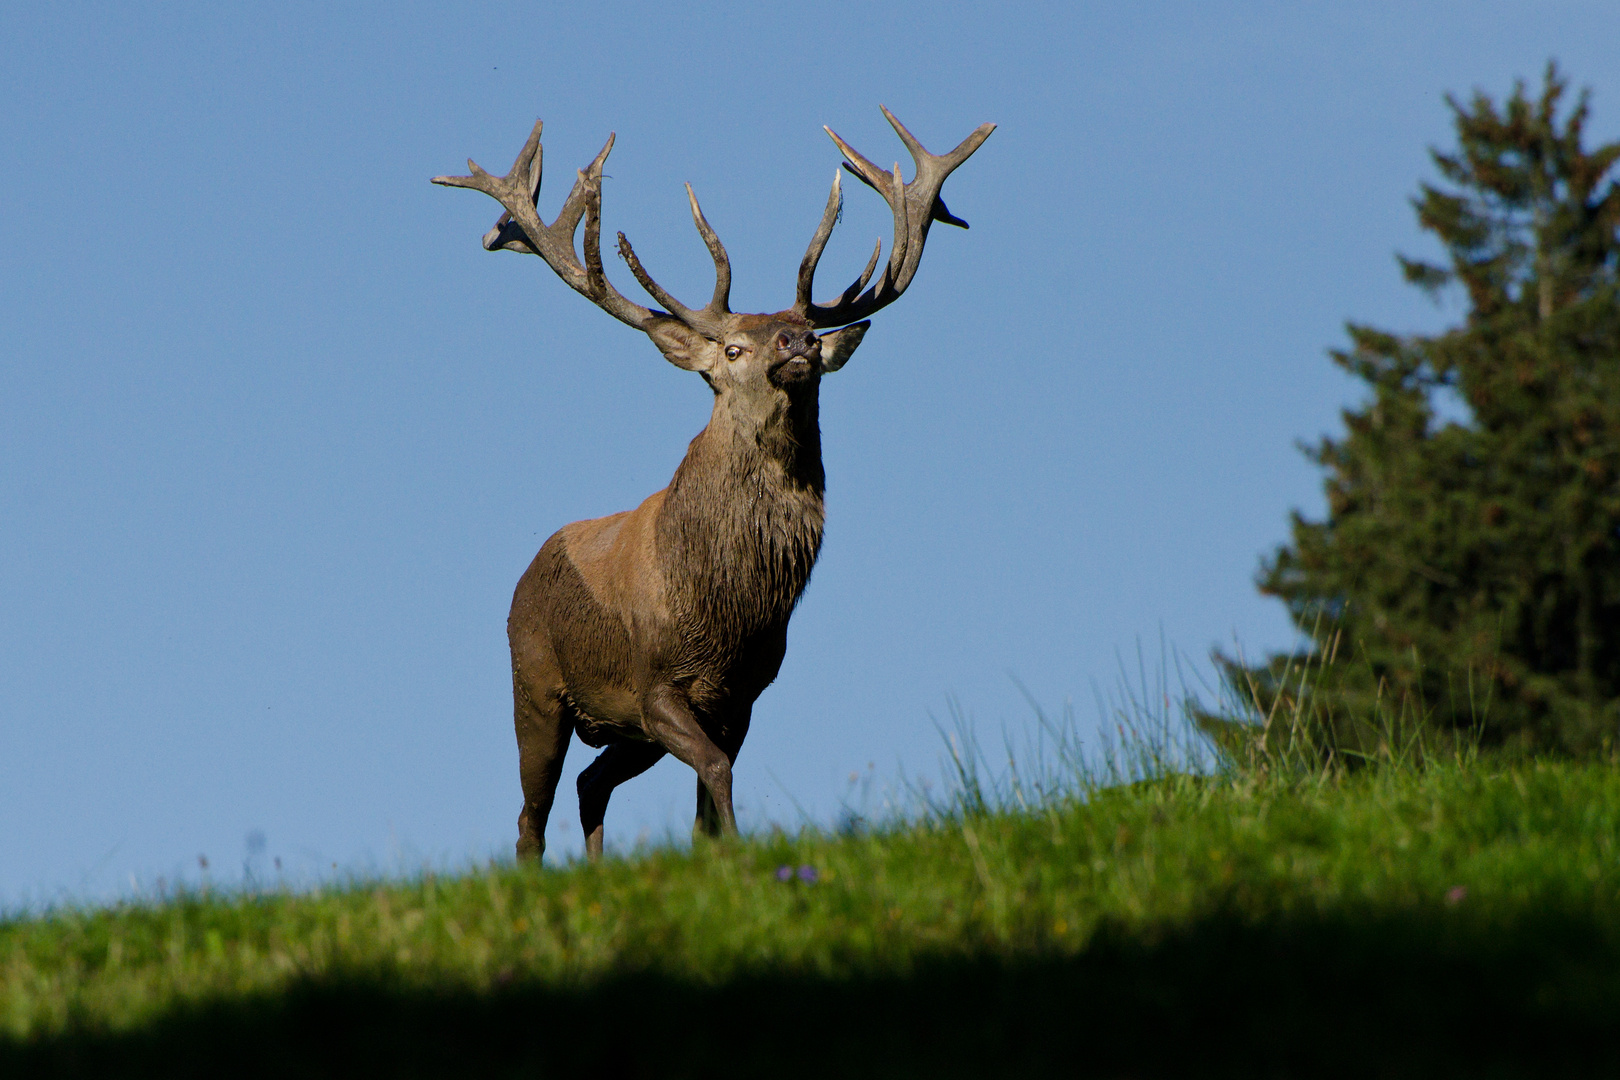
643, 685, 738, 837
696, 709, 752, 837
695, 781, 727, 838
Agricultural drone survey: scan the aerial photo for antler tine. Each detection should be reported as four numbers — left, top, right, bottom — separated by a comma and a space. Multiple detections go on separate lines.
432, 122, 656, 332
685, 184, 732, 316
825, 124, 895, 202
581, 166, 609, 300
795, 170, 843, 313
846, 238, 883, 301
878, 161, 910, 295
616, 231, 702, 326
794, 110, 994, 327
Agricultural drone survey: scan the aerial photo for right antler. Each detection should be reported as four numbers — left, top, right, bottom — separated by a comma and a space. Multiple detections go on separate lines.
433, 121, 733, 338
795, 108, 995, 328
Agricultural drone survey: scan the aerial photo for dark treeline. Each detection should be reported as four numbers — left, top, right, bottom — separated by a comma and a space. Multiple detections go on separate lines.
1218, 64, 1620, 759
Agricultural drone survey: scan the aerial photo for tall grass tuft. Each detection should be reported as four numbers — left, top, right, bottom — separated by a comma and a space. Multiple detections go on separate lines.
1195, 612, 1492, 778
921, 620, 1504, 833
920, 642, 1223, 824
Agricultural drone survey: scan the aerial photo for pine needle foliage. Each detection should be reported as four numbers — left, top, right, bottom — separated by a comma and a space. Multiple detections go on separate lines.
1229, 64, 1620, 756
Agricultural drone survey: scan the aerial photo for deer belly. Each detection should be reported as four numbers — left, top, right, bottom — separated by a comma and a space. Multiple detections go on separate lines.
562, 686, 649, 748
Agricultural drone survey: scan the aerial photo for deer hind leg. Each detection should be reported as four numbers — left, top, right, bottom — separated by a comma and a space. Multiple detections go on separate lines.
576, 739, 666, 860
642, 685, 738, 839
513, 679, 573, 863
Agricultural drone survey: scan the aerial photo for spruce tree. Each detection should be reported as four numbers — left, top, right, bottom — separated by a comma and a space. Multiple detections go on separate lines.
1232, 65, 1620, 757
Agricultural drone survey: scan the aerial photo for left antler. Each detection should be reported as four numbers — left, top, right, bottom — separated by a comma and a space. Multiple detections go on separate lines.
794, 108, 995, 328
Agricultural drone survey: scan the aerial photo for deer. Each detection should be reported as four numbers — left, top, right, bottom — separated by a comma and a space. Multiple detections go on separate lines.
433, 108, 993, 862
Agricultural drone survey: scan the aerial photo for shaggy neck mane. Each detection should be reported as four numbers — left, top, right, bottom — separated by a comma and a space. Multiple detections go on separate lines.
657, 387, 826, 645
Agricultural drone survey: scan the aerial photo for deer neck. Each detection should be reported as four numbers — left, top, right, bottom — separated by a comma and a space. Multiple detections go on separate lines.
657, 386, 827, 631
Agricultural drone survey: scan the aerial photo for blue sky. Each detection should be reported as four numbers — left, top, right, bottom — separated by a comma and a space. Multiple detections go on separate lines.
3, 2, 1618, 907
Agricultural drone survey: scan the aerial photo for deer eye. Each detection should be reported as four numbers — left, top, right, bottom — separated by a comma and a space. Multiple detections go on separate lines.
724, 345, 743, 361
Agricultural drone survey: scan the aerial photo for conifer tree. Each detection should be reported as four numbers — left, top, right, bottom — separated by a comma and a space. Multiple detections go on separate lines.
1232, 65, 1620, 756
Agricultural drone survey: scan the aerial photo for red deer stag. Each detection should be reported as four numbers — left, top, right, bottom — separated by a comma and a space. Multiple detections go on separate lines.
434, 109, 993, 861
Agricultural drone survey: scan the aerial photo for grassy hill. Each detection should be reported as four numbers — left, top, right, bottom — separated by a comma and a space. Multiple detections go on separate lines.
5, 751, 1620, 1077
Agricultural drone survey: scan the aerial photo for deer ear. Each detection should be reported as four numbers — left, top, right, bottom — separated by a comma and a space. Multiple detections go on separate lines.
647, 319, 714, 372
817, 320, 869, 373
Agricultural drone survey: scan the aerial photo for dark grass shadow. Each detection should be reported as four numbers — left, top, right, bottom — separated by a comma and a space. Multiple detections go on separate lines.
8, 903, 1618, 1079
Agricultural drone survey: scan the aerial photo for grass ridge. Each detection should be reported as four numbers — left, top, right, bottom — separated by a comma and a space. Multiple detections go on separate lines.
5, 760, 1620, 1076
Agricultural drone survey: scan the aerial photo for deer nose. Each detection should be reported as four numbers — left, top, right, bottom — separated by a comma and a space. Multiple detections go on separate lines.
777, 329, 818, 357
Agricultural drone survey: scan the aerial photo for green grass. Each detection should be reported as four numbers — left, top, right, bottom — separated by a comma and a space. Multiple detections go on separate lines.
5, 758, 1620, 1077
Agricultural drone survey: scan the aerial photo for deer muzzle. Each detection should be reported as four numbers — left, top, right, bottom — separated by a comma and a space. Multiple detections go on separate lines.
769, 327, 822, 385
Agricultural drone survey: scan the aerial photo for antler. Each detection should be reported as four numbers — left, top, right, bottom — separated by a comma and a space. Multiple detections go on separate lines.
432, 121, 733, 338
795, 108, 995, 328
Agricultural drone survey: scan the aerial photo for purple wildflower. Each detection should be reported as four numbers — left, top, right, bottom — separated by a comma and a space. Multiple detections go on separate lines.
797, 865, 818, 884
775, 865, 793, 882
